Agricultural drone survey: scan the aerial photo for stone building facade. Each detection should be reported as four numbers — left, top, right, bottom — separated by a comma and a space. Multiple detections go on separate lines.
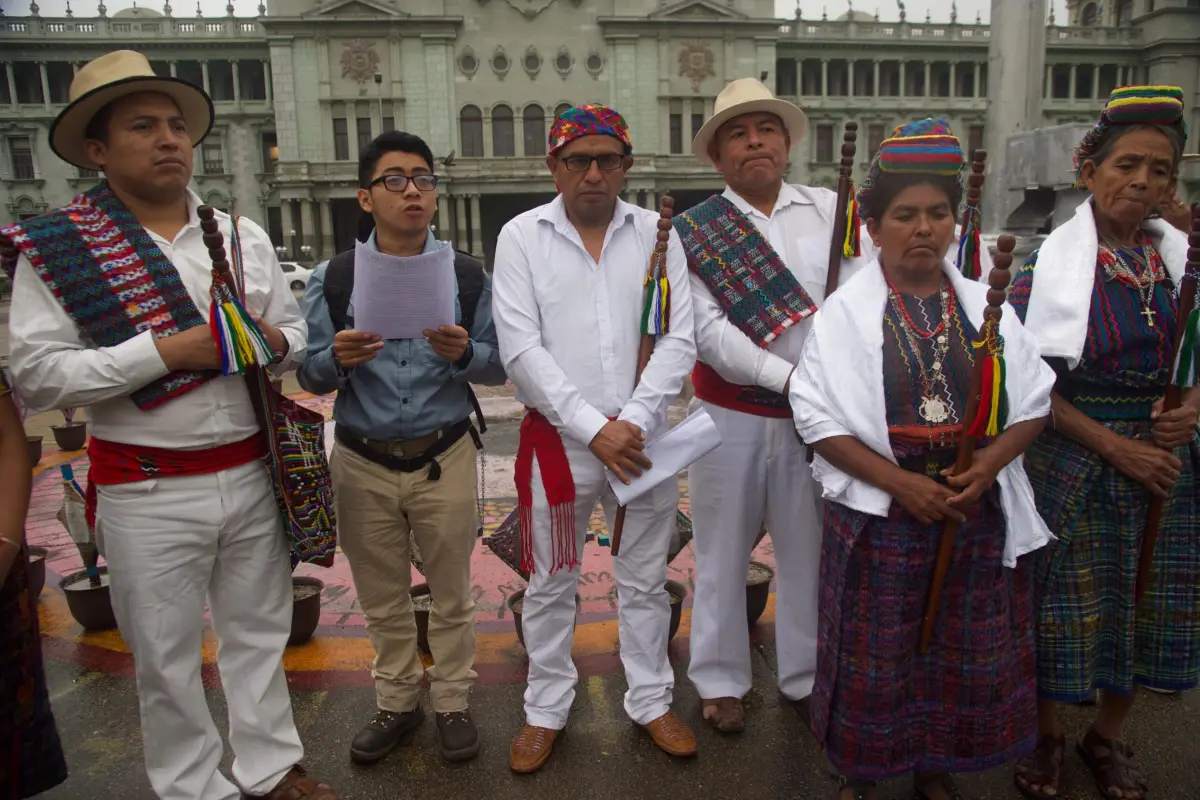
1, 0, 1197, 265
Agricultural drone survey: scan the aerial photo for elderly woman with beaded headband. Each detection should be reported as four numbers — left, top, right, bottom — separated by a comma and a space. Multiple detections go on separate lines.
1006, 86, 1198, 800
790, 119, 1056, 800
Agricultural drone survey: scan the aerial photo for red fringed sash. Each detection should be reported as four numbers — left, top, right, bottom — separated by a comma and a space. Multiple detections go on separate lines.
84, 434, 266, 529
514, 410, 578, 575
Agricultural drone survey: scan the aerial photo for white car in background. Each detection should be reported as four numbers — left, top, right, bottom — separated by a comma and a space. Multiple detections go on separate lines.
279, 261, 316, 293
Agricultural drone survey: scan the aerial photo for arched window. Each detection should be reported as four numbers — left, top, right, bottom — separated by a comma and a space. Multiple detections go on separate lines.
460, 105, 484, 157
523, 104, 547, 156
492, 104, 515, 157
554, 103, 572, 120
1081, 2, 1099, 26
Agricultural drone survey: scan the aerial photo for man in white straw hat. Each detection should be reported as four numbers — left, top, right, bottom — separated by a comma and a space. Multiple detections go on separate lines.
673, 77, 872, 733
0, 51, 340, 800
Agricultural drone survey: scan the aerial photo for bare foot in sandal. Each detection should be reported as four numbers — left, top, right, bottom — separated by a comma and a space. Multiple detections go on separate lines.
701, 697, 745, 733
1014, 733, 1065, 799
1076, 727, 1148, 799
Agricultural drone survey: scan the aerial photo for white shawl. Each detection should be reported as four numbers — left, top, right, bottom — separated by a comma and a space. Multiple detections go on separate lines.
1023, 198, 1190, 369
790, 258, 1057, 567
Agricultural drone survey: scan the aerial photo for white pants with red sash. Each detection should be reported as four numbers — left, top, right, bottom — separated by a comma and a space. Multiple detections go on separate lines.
520, 431, 678, 730
686, 399, 824, 702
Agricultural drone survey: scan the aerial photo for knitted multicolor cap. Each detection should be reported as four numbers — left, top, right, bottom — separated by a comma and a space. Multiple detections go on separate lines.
548, 104, 632, 155
1073, 85, 1187, 187
857, 118, 966, 212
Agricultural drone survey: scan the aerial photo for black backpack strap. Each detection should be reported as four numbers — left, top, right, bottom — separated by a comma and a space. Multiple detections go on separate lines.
322, 249, 356, 332
452, 250, 486, 333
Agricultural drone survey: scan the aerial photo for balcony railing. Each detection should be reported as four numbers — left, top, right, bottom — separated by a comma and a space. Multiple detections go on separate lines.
776, 19, 1142, 48
0, 16, 265, 39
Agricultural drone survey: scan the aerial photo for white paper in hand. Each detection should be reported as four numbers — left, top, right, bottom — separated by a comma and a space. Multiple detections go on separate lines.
608, 408, 723, 506
350, 240, 456, 339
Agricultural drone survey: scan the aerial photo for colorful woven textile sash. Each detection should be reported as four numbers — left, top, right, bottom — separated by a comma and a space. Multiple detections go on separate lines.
514, 410, 577, 575
0, 183, 215, 410
691, 361, 792, 418
673, 194, 816, 347
84, 433, 266, 530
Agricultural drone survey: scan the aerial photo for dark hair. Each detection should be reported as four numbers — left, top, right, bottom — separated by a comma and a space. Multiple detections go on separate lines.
84, 102, 115, 144
358, 131, 435, 189
1088, 123, 1185, 175
859, 172, 963, 222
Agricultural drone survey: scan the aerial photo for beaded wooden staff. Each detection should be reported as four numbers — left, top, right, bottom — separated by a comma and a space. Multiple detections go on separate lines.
196, 205, 273, 376
918, 233, 1016, 654
824, 122, 860, 300
1135, 203, 1200, 603
609, 194, 675, 558
955, 150, 988, 279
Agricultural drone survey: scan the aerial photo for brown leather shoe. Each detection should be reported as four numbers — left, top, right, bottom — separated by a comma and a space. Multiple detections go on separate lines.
255, 766, 341, 800
701, 696, 745, 733
509, 724, 560, 773
640, 711, 697, 757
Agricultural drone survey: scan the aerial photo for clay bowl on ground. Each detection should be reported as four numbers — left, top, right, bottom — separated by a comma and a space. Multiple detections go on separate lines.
289, 576, 324, 646
60, 567, 118, 631
665, 579, 688, 642
746, 560, 775, 629
27, 545, 47, 600
51, 422, 88, 452
411, 583, 433, 654
26, 436, 43, 467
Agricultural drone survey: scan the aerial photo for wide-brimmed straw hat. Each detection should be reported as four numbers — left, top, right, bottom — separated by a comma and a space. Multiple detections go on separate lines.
692, 78, 809, 164
50, 50, 214, 170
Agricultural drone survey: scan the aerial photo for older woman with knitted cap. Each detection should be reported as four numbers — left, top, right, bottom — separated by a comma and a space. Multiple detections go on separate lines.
790, 119, 1056, 800
1007, 86, 1198, 800
492, 104, 697, 773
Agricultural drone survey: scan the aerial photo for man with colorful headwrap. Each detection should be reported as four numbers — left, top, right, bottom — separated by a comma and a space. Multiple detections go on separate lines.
1006, 86, 1198, 800
792, 118, 1054, 800
673, 78, 874, 733
491, 104, 698, 772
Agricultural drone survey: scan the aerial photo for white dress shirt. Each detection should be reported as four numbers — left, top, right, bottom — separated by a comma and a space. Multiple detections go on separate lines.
491, 195, 696, 447
8, 190, 306, 449
689, 184, 873, 395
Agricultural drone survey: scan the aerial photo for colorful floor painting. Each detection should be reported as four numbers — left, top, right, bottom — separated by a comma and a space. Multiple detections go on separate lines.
27, 391, 779, 685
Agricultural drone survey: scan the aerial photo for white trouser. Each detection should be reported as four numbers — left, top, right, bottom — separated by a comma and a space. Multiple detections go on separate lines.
96, 460, 303, 800
686, 400, 823, 702
522, 438, 677, 730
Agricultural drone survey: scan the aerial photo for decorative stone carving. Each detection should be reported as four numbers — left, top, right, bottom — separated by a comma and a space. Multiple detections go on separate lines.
584, 50, 604, 78
553, 47, 572, 78
458, 47, 479, 78
491, 46, 511, 79
678, 41, 715, 91
340, 39, 380, 85
523, 46, 542, 78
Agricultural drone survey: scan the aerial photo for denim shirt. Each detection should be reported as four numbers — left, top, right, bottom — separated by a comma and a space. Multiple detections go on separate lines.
297, 231, 507, 440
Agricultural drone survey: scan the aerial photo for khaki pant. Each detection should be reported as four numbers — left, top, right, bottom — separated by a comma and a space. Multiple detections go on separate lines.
330, 434, 479, 713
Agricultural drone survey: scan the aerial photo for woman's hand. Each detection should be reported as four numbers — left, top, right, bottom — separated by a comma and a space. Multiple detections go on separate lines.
1104, 436, 1183, 498
891, 471, 966, 525
942, 449, 1003, 511
1151, 398, 1199, 450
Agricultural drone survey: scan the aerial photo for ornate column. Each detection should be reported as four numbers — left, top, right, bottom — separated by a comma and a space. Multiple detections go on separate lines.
1069, 64, 1077, 100
280, 200, 296, 259
1091, 65, 1100, 99
454, 195, 469, 251
319, 199, 335, 258
873, 60, 880, 97
899, 60, 906, 98
469, 194, 483, 258
5, 64, 17, 109
201, 61, 211, 94
38, 62, 50, 108
949, 61, 957, 97
795, 60, 802, 96
299, 200, 316, 258
973, 62, 981, 97
821, 59, 829, 98
231, 59, 240, 104
923, 62, 931, 97
1044, 64, 1053, 99
847, 60, 855, 97
264, 61, 273, 106
169, 60, 178, 77
646, 191, 658, 211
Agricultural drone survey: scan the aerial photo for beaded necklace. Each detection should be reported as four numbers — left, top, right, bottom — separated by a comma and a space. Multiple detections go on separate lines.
886, 275, 956, 425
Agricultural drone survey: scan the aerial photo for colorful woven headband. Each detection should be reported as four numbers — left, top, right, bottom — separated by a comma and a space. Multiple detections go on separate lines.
857, 118, 965, 210
548, 104, 632, 155
1073, 85, 1187, 187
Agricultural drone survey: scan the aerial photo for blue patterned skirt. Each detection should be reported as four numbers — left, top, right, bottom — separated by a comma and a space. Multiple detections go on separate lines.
1025, 423, 1200, 701
811, 490, 1037, 780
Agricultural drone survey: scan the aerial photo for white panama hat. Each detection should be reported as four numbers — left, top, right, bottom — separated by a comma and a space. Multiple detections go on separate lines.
692, 78, 809, 164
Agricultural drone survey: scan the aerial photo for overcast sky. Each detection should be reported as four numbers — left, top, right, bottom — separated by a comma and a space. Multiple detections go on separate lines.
6, 0, 1066, 24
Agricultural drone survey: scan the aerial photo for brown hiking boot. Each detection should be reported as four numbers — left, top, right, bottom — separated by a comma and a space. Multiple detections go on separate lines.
509, 724, 559, 773
640, 711, 697, 757
701, 696, 745, 733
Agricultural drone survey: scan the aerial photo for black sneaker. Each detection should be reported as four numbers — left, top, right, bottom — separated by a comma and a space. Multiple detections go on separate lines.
435, 710, 481, 762
349, 706, 425, 765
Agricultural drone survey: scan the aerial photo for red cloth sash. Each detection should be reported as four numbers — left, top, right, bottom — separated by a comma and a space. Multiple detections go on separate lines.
514, 410, 578, 575
691, 361, 793, 419
84, 433, 266, 529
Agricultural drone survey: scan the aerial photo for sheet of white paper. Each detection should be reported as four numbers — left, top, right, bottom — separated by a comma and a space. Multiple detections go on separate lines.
608, 408, 723, 506
350, 240, 455, 340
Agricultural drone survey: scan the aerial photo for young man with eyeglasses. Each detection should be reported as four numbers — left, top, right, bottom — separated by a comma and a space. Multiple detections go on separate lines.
491, 105, 697, 773
298, 131, 506, 766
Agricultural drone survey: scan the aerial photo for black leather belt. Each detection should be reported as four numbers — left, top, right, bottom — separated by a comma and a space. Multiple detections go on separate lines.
335, 418, 480, 480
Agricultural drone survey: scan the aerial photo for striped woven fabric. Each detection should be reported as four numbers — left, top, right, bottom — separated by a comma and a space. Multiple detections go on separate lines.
877, 118, 965, 175
1105, 85, 1185, 126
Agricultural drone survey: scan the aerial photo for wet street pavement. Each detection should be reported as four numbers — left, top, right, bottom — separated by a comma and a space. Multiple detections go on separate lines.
23, 384, 1200, 800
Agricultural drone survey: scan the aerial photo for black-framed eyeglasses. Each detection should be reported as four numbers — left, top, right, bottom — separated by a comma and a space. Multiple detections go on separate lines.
369, 173, 439, 192
560, 154, 625, 173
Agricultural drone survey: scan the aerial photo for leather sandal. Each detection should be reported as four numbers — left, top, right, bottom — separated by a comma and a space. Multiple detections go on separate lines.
1076, 727, 1147, 800
1014, 733, 1066, 800
254, 766, 341, 800
837, 775, 875, 800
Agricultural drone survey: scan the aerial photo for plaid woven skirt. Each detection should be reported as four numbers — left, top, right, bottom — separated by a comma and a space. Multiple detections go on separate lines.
810, 492, 1037, 780
1025, 424, 1200, 701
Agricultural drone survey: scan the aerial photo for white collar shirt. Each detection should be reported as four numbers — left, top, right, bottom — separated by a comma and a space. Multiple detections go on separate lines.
8, 189, 306, 449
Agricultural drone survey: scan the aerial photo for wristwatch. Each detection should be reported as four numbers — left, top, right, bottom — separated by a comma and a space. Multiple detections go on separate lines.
454, 341, 475, 370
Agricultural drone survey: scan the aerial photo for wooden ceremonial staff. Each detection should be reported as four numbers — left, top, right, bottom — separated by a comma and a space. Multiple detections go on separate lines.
824, 122, 858, 300
1135, 203, 1200, 603
960, 150, 987, 274
609, 195, 675, 558
918, 233, 1016, 654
